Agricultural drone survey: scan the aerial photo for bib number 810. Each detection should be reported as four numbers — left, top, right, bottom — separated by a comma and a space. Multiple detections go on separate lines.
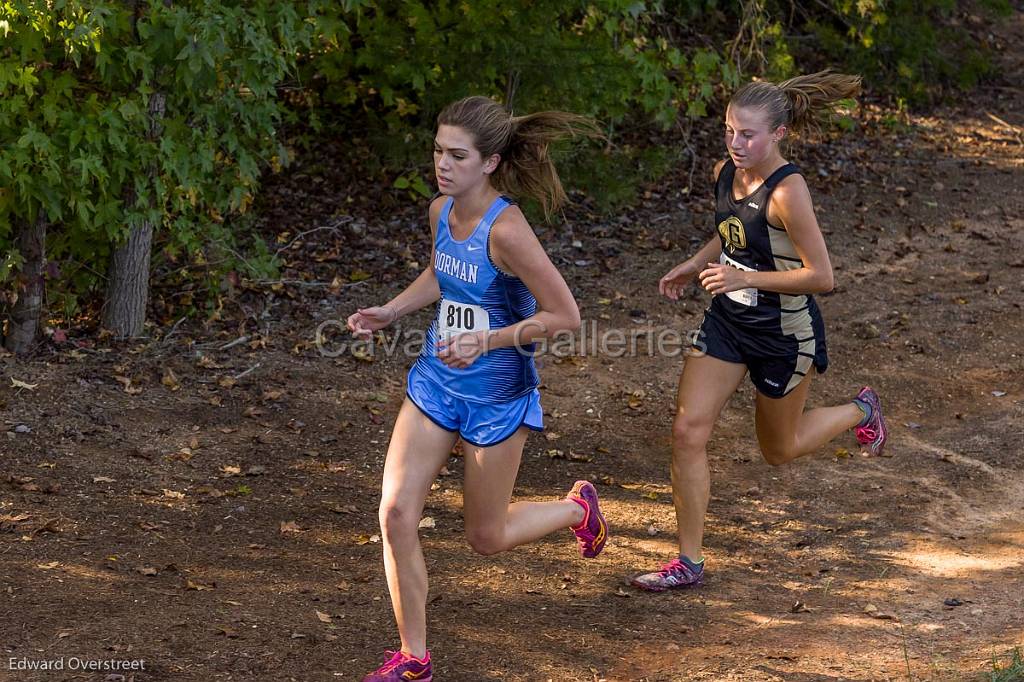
437, 298, 490, 339
446, 304, 474, 330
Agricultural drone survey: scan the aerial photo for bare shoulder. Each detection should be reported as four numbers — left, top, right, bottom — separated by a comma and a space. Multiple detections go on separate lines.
428, 194, 448, 224
768, 172, 815, 228
489, 204, 540, 273
428, 195, 448, 237
712, 159, 728, 182
771, 172, 812, 207
489, 203, 535, 248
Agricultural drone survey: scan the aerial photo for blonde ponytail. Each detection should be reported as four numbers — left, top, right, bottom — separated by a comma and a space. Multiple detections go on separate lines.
731, 69, 862, 136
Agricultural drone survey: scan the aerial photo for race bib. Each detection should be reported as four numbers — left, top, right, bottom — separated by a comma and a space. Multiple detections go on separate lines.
437, 298, 490, 340
719, 253, 758, 307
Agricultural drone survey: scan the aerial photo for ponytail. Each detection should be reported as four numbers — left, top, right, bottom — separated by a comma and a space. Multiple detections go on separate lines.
730, 69, 862, 136
438, 97, 602, 218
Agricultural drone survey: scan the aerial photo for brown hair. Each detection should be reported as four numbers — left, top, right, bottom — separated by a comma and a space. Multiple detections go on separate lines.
729, 69, 862, 137
437, 96, 602, 218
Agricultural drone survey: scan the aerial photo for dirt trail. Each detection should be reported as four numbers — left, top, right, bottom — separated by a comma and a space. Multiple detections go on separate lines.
3, 12, 1024, 682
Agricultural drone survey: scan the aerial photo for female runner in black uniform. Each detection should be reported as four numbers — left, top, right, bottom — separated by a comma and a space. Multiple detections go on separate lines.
633, 71, 888, 591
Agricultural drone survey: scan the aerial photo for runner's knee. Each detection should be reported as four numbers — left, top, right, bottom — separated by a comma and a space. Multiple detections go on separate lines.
672, 412, 714, 458
759, 440, 797, 466
378, 499, 418, 541
465, 525, 506, 556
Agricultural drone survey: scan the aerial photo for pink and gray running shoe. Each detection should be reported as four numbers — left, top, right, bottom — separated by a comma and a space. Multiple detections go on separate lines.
362, 650, 432, 682
567, 480, 608, 558
630, 557, 704, 592
854, 386, 888, 456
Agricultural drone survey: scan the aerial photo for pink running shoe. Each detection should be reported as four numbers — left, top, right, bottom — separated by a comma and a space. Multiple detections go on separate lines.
854, 386, 888, 456
362, 650, 432, 682
567, 480, 608, 558
630, 557, 704, 592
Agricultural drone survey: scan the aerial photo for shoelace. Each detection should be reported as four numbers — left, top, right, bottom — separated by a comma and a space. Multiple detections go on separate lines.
375, 651, 404, 674
857, 426, 878, 441
659, 559, 686, 575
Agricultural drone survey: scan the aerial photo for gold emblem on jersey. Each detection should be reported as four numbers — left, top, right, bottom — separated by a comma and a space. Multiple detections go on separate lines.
718, 216, 747, 252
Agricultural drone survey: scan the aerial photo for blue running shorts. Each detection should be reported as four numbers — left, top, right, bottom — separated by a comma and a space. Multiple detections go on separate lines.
406, 364, 544, 447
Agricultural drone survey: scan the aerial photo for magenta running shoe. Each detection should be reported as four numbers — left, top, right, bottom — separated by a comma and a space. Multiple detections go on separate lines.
630, 557, 704, 592
567, 480, 608, 558
362, 650, 432, 682
854, 386, 888, 456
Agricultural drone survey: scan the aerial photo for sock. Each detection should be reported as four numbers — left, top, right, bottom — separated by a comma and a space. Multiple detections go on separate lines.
853, 398, 872, 427
679, 554, 705, 572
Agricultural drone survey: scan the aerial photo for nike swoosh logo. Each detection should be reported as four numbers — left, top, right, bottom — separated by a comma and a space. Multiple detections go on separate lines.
466, 245, 481, 251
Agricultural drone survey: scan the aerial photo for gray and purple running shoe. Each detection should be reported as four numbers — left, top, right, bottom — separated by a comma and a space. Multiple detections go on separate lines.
854, 386, 888, 456
631, 557, 704, 592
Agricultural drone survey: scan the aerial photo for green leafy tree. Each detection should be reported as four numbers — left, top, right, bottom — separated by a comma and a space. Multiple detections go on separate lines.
304, 1, 737, 165
1, 1, 310, 346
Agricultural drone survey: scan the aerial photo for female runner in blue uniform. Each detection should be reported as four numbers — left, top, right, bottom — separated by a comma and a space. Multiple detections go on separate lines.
348, 96, 608, 681
632, 71, 889, 592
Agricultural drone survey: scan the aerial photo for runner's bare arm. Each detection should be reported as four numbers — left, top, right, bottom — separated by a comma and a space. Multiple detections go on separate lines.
659, 159, 729, 299
485, 207, 581, 347
347, 197, 444, 337
381, 196, 447, 318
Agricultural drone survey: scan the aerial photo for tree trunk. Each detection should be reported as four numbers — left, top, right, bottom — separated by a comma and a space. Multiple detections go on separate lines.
4, 212, 47, 355
101, 92, 164, 338
101, 219, 154, 337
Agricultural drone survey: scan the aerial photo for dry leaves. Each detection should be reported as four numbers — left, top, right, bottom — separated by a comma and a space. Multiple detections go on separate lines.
114, 375, 143, 395
162, 367, 181, 391
354, 533, 380, 545
185, 579, 215, 591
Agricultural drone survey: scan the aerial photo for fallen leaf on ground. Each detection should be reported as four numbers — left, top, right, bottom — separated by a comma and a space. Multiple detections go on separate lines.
162, 367, 181, 391
790, 601, 813, 613
114, 375, 143, 395
196, 356, 221, 369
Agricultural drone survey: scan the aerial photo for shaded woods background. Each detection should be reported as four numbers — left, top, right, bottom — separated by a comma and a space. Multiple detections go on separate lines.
0, 0, 1013, 349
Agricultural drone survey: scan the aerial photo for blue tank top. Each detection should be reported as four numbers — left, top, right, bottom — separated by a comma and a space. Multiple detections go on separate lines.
413, 196, 540, 403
